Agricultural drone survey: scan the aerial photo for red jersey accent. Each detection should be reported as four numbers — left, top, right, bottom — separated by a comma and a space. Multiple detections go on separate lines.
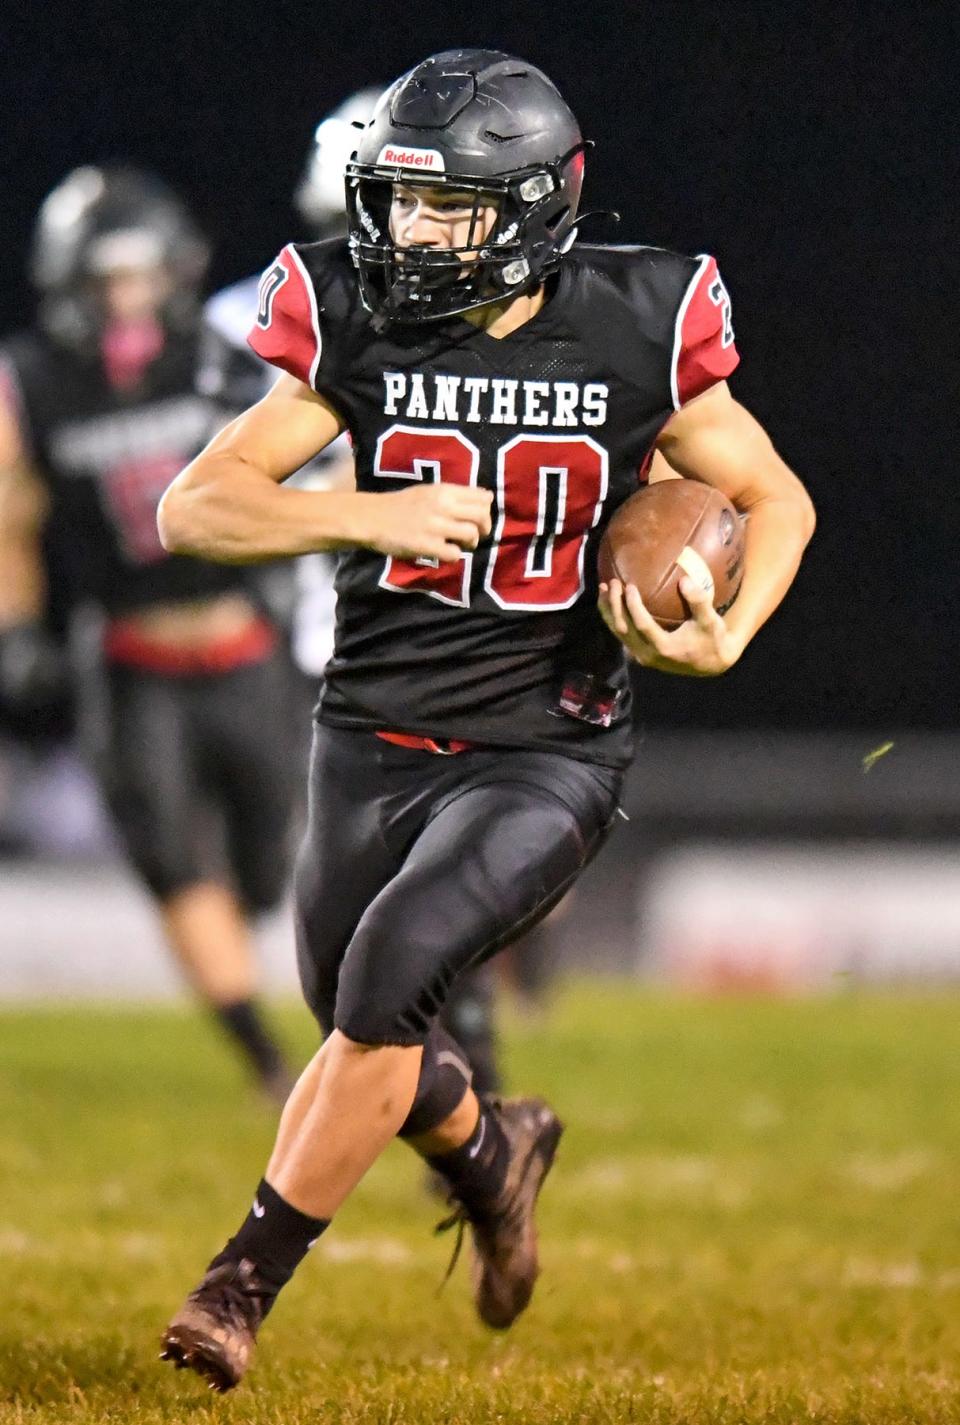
247, 246, 320, 386
375, 730, 476, 754
375, 426, 478, 607
103, 614, 276, 676
673, 254, 740, 408
485, 434, 608, 611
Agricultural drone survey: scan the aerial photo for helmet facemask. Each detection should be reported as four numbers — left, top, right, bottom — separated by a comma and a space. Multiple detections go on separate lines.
346, 146, 584, 324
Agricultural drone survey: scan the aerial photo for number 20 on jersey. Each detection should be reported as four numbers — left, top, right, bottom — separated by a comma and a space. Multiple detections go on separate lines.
374, 425, 609, 612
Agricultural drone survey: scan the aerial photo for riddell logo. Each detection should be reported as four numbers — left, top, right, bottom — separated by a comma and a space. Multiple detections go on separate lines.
377, 144, 446, 172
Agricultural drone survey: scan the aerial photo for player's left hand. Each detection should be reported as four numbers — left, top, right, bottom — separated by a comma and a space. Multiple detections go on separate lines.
598, 576, 744, 676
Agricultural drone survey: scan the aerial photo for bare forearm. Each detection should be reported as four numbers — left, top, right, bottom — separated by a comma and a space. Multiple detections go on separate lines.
0, 464, 48, 623
0, 554, 45, 624
158, 452, 379, 564
0, 539, 45, 625
724, 494, 815, 648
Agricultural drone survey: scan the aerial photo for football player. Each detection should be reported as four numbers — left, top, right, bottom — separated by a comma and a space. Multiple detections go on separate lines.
159, 50, 815, 1390
0, 167, 298, 1099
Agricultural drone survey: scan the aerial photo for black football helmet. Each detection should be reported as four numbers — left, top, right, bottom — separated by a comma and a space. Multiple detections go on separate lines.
345, 49, 586, 323
30, 166, 209, 344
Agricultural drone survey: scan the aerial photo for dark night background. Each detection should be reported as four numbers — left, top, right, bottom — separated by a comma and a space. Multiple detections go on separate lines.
1, 2, 954, 732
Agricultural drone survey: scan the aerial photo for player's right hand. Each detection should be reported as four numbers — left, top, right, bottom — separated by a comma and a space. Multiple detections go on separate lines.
360, 482, 493, 562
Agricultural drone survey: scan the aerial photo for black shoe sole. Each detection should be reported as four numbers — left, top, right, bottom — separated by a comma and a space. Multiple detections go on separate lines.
160, 1330, 239, 1393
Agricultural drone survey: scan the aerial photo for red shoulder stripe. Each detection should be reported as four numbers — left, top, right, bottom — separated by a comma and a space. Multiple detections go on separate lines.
671, 254, 740, 408
246, 245, 322, 387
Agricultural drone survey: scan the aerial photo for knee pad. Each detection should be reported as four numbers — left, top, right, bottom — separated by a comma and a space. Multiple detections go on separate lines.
332, 904, 456, 1046
333, 960, 451, 1046
333, 989, 438, 1047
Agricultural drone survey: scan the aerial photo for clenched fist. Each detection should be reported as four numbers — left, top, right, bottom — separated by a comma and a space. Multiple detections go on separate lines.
358, 482, 494, 563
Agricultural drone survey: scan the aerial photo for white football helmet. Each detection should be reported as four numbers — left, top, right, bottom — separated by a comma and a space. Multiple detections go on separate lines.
294, 88, 383, 238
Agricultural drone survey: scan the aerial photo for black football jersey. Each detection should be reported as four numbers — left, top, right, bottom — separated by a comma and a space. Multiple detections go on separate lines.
0, 328, 246, 617
249, 239, 739, 767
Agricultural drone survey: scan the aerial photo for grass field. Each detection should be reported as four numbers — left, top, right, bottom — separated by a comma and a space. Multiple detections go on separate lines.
2, 983, 960, 1423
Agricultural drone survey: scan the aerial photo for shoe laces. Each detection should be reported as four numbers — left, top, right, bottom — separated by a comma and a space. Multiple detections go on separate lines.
194, 1262, 275, 1331
434, 1203, 470, 1291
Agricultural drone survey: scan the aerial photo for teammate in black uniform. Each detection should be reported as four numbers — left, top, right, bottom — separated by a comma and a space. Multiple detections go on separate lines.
0, 167, 297, 1098
159, 50, 815, 1390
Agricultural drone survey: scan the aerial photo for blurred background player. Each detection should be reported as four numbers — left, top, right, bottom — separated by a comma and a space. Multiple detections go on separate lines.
200, 88, 574, 1101
0, 166, 298, 1099
199, 93, 377, 734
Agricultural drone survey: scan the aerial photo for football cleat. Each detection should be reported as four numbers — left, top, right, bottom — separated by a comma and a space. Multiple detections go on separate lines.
160, 1257, 275, 1392
436, 1095, 563, 1329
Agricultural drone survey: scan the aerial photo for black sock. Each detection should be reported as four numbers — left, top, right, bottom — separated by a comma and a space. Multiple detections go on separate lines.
213, 999, 286, 1082
425, 1100, 510, 1207
211, 1179, 329, 1292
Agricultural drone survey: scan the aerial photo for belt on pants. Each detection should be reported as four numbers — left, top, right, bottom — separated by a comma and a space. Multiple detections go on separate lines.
375, 730, 476, 756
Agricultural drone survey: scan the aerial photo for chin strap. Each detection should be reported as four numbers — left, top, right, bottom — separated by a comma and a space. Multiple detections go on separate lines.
574, 209, 622, 231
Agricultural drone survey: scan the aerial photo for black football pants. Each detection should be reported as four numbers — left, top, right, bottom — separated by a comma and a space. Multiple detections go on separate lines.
294, 724, 621, 1135
94, 653, 297, 911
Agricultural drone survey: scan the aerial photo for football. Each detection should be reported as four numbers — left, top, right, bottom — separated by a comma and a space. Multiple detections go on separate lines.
597, 479, 745, 629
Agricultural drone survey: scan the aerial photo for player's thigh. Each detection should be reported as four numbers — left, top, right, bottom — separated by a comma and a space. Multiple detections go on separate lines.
294, 724, 402, 1029
95, 667, 203, 896
198, 653, 299, 912
335, 764, 619, 1044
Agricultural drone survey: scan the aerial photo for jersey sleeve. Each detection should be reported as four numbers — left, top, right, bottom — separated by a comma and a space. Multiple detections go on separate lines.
246, 244, 323, 388
670, 254, 740, 409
